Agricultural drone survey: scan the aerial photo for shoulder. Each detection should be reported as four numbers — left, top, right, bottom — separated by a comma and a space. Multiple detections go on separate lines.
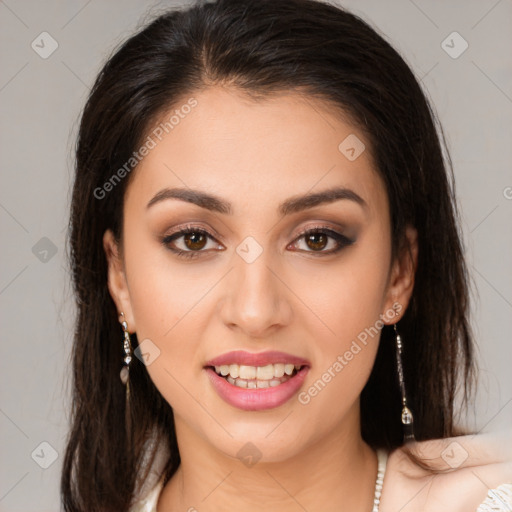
381, 429, 512, 512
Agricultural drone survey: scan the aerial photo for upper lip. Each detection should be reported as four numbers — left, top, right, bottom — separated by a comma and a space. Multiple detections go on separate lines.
204, 350, 310, 368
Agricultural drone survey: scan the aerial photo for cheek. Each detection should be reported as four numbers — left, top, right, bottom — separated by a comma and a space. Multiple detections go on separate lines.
122, 233, 212, 409
294, 259, 386, 421
288, 227, 390, 410
127, 272, 208, 414
289, 229, 391, 344
124, 222, 209, 338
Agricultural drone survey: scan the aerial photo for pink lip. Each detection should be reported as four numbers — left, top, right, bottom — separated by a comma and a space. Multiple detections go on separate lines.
204, 350, 310, 367
205, 366, 310, 411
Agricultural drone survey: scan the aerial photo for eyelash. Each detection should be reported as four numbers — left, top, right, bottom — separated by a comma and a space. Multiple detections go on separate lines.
161, 223, 354, 260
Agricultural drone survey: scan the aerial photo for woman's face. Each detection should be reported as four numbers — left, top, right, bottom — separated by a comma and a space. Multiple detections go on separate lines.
104, 86, 416, 462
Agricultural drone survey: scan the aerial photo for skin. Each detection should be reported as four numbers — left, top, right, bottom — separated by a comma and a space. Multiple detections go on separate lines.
103, 86, 420, 511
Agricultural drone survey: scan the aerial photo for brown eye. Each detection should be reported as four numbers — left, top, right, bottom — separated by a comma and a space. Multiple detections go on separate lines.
162, 226, 222, 259
305, 232, 328, 251
183, 232, 208, 251
289, 227, 354, 255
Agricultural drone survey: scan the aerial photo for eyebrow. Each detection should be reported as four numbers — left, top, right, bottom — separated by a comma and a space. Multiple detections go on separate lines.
146, 186, 367, 215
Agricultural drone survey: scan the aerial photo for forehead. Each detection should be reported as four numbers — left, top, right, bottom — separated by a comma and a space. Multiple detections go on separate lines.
125, 86, 386, 218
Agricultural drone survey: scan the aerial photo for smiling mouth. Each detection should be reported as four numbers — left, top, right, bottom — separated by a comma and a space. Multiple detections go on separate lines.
206, 363, 305, 389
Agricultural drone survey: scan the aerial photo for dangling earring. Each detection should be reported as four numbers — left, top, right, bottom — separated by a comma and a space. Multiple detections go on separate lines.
393, 322, 415, 442
119, 312, 133, 437
119, 312, 132, 393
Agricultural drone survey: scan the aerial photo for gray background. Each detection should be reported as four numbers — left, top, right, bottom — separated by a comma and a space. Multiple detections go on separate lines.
0, 0, 511, 510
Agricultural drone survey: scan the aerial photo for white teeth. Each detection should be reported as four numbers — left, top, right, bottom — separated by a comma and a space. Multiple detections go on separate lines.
212, 362, 307, 389
213, 362, 304, 380
229, 364, 239, 378
256, 364, 274, 380
239, 365, 257, 380
273, 363, 285, 377
227, 374, 291, 389
229, 376, 289, 389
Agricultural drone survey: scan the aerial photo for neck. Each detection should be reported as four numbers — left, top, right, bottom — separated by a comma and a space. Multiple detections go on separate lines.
158, 406, 379, 512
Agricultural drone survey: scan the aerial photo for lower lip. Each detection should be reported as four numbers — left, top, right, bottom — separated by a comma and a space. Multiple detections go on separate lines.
205, 366, 309, 411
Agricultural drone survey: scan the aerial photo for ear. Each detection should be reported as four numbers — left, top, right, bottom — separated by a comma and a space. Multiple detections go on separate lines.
103, 229, 136, 332
382, 225, 418, 324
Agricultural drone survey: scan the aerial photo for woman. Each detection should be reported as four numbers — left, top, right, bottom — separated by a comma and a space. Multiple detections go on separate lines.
61, 0, 512, 510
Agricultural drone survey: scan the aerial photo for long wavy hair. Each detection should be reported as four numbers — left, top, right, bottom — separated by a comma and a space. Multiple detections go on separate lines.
61, 0, 476, 510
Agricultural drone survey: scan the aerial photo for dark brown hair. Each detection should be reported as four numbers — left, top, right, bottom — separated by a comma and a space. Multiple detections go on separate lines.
62, 0, 475, 510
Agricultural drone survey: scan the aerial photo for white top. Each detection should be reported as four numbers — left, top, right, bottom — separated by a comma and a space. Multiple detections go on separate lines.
128, 447, 512, 512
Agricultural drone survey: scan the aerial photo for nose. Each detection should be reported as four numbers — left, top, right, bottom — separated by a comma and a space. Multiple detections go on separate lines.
219, 248, 293, 338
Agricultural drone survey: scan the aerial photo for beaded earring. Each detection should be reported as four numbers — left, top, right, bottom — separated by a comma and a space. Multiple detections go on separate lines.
393, 322, 415, 442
